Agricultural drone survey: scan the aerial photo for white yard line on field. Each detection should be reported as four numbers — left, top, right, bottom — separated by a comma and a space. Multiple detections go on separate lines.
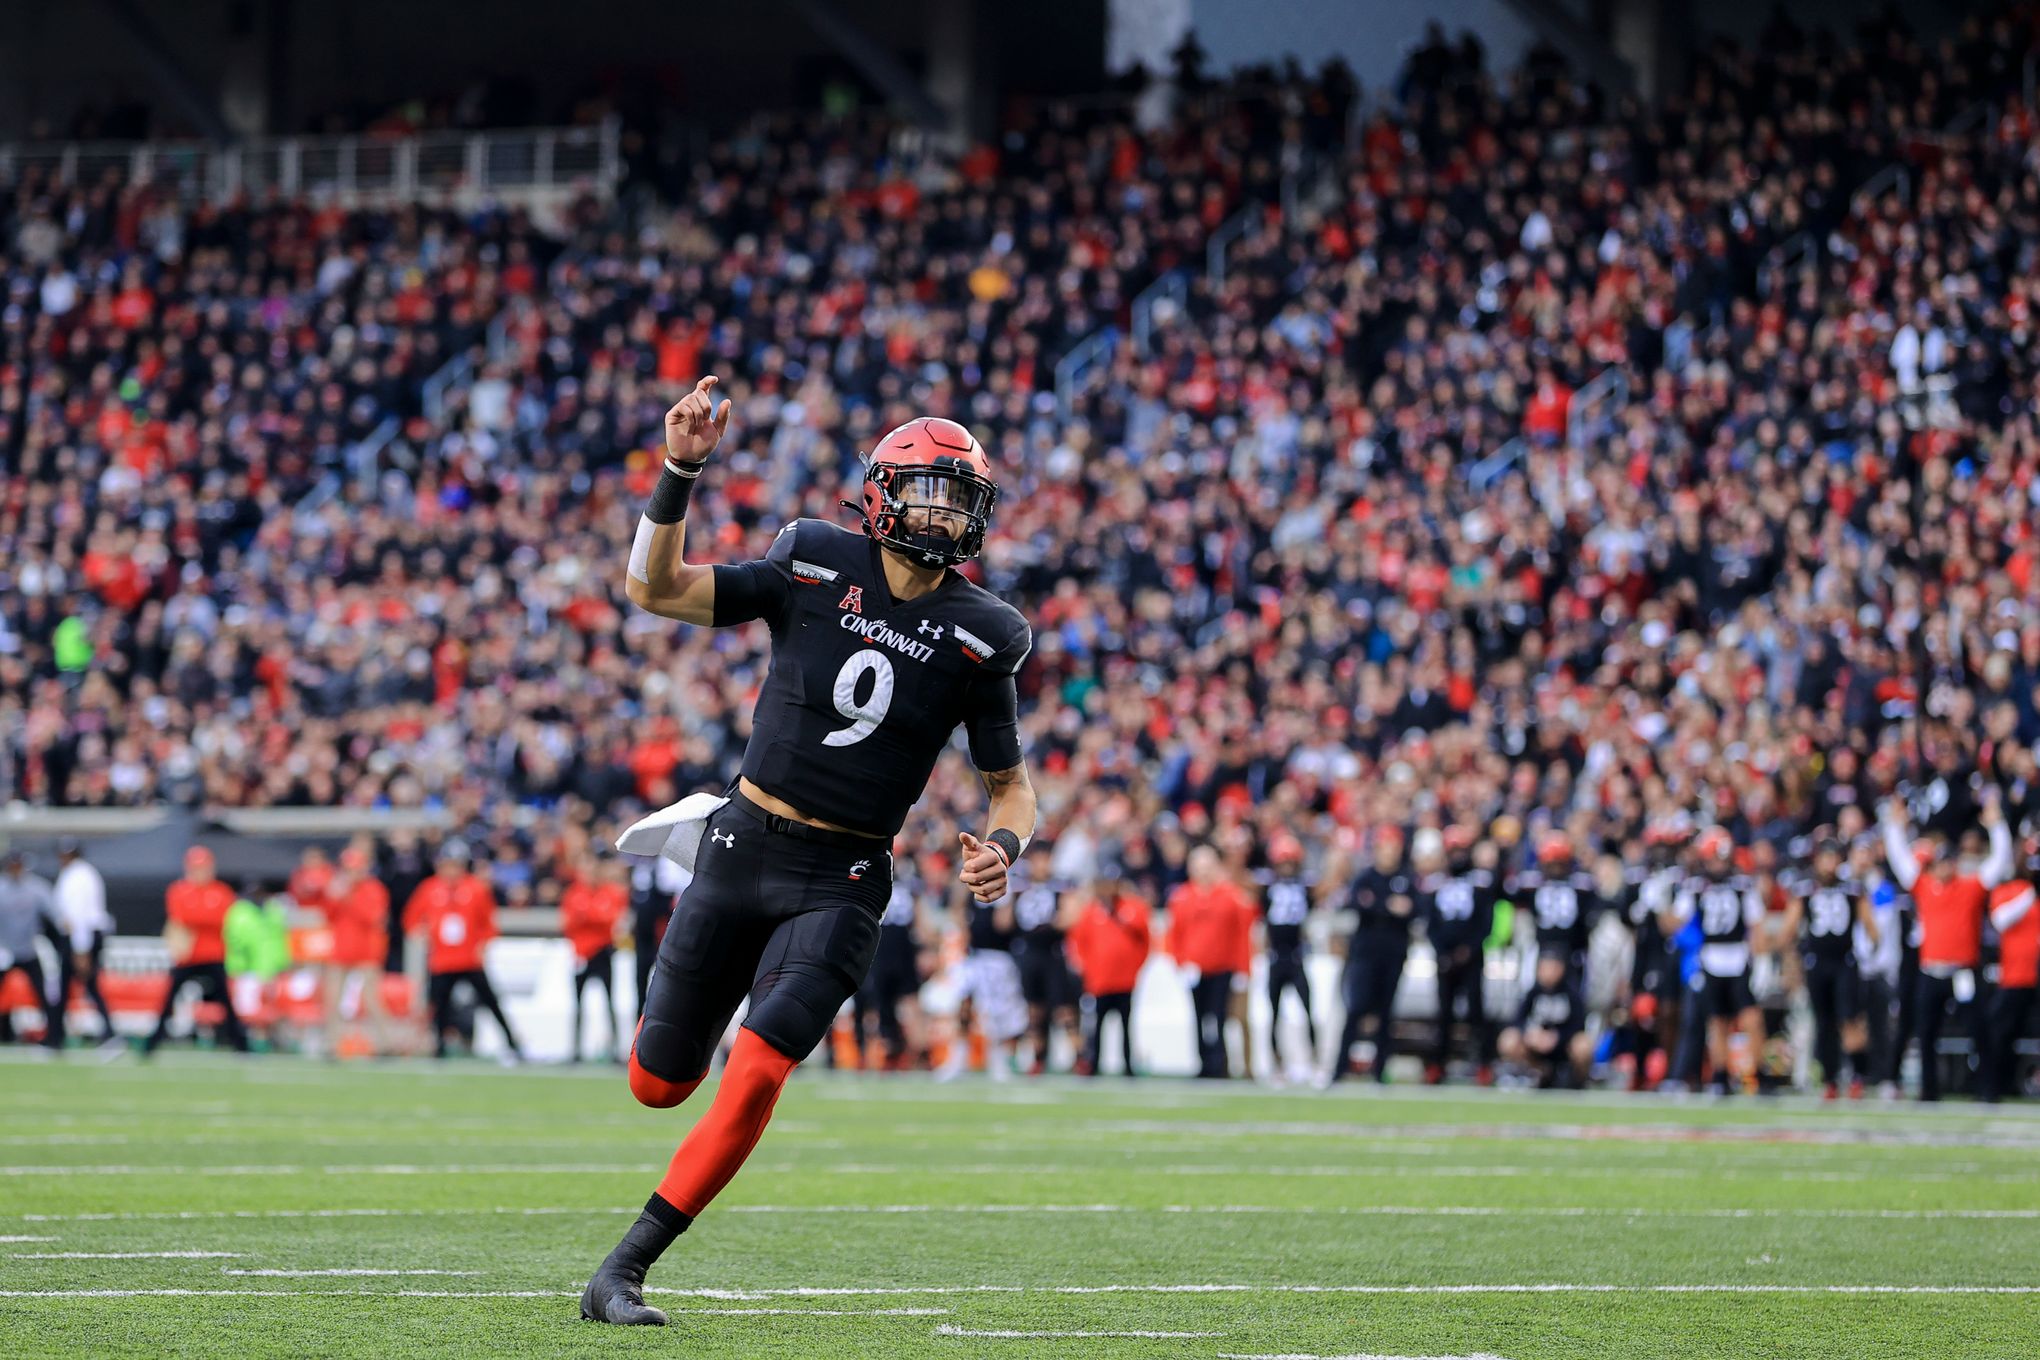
652, 1283, 2040, 1299
0, 1235, 56, 1242
5, 1160, 2025, 1184
16, 1202, 2040, 1225
1051, 1119, 2040, 1151
10, 1251, 241, 1259
0, 1287, 946, 1316
1219, 1353, 1513, 1360
933, 1325, 1225, 1339
729, 1203, 2040, 1221
220, 1269, 479, 1277
15, 1206, 638, 1223
0, 1164, 664, 1177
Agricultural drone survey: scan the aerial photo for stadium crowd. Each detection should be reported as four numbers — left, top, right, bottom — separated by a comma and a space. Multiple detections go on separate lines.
3, 10, 2040, 1098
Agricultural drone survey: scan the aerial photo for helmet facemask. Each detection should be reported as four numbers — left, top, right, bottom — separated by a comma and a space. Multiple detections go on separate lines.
864, 462, 998, 568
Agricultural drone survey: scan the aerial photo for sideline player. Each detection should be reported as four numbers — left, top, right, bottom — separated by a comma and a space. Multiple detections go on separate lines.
582, 378, 1036, 1325
1778, 838, 1878, 1097
1659, 829, 1764, 1094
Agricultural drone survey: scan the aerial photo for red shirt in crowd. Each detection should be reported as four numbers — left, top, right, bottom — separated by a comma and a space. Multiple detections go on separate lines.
1992, 882, 2039, 989
403, 873, 500, 974
559, 878, 627, 962
1166, 880, 1256, 974
325, 877, 389, 969
290, 861, 334, 918
165, 878, 235, 966
1066, 894, 1151, 997
1915, 872, 1989, 969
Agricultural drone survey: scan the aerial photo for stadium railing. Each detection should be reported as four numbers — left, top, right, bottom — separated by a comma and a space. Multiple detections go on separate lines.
0, 120, 621, 205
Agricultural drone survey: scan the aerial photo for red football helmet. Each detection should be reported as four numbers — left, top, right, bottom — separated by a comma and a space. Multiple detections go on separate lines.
851, 417, 999, 568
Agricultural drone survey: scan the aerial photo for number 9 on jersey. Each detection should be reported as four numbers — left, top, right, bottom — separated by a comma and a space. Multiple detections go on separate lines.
823, 650, 896, 747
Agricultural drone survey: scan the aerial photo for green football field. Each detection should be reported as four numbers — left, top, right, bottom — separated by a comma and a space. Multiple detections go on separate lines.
2, 1053, 2037, 1358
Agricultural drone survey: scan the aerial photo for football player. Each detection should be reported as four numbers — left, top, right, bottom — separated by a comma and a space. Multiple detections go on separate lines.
1659, 829, 1765, 1095
1777, 837, 1879, 1098
1322, 829, 1416, 1085
1009, 862, 1079, 1075
1418, 826, 1497, 1085
581, 379, 1036, 1325
1255, 834, 1319, 1082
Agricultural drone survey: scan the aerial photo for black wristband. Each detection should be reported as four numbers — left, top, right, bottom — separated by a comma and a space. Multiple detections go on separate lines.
645, 460, 705, 525
986, 828, 1024, 867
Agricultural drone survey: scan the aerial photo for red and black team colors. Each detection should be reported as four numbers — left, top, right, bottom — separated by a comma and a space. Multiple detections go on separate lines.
582, 379, 1037, 1326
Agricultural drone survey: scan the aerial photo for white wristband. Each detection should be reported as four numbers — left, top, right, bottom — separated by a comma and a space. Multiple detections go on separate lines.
628, 515, 658, 585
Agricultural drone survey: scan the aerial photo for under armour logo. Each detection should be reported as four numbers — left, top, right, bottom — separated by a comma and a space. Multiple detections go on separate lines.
848, 858, 871, 881
839, 586, 864, 615
711, 830, 735, 848
917, 620, 943, 639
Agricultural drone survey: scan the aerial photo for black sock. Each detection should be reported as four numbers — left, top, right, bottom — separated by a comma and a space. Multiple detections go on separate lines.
608, 1195, 692, 1275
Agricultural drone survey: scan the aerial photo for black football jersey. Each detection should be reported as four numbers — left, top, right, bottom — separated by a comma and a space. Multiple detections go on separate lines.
1509, 867, 1604, 959
1346, 866, 1415, 941
712, 519, 1031, 836
1421, 867, 1496, 950
1794, 875, 1860, 963
1679, 871, 1761, 949
969, 896, 1017, 952
1518, 980, 1582, 1038
1256, 873, 1315, 954
1012, 877, 1063, 943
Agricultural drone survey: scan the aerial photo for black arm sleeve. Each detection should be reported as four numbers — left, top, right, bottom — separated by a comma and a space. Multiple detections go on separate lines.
711, 522, 797, 628
962, 671, 1023, 771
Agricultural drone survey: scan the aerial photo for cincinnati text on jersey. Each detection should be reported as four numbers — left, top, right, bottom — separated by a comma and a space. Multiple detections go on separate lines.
839, 613, 937, 663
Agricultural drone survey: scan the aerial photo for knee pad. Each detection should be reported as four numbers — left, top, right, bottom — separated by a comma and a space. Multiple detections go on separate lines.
628, 1017, 708, 1109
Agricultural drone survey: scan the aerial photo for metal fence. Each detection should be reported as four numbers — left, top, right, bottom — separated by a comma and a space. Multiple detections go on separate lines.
0, 120, 621, 203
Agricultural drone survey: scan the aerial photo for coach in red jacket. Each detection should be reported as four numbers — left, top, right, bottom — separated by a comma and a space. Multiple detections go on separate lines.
560, 853, 629, 1063
1882, 797, 2012, 1101
404, 840, 524, 1062
1066, 868, 1151, 1077
145, 847, 250, 1055
1167, 846, 1256, 1078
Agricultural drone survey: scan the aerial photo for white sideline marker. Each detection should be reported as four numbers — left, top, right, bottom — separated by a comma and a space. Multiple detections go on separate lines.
0, 1235, 56, 1242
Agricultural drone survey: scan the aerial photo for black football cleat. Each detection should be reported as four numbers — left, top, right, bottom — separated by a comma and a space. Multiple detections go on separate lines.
579, 1259, 668, 1326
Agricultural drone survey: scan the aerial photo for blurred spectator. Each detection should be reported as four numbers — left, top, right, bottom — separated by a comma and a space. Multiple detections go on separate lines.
940, 862, 1027, 1082
0, 850, 61, 1049
225, 879, 291, 1048
405, 840, 524, 1062
1167, 844, 1254, 1078
560, 850, 628, 1062
1983, 845, 2040, 1102
145, 847, 249, 1055
1881, 795, 2012, 1099
51, 838, 116, 1045
324, 844, 396, 1055
1065, 861, 1151, 1077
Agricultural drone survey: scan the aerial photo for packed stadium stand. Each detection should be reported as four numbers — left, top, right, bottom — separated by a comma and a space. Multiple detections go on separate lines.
3, 7, 2040, 1094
